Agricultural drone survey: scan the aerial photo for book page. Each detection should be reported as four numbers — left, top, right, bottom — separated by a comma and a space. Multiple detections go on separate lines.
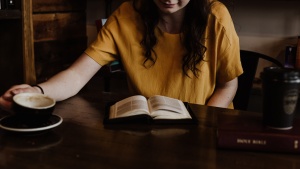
148, 95, 192, 120
109, 95, 150, 119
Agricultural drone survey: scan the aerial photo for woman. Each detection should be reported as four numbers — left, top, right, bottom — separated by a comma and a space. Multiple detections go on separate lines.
0, 0, 243, 112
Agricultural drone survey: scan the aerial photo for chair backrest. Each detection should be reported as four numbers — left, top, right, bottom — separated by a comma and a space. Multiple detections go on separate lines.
233, 50, 284, 111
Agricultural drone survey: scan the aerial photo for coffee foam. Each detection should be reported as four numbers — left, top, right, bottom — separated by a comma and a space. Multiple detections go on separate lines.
14, 94, 55, 109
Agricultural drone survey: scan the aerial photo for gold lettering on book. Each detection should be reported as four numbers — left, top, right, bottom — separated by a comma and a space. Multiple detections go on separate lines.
295, 140, 299, 149
236, 139, 266, 145
252, 140, 266, 145
237, 139, 251, 144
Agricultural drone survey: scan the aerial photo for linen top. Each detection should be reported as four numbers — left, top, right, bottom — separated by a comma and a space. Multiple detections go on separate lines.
85, 1, 243, 107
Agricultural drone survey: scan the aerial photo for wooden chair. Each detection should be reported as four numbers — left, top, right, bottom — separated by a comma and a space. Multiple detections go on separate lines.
233, 50, 284, 111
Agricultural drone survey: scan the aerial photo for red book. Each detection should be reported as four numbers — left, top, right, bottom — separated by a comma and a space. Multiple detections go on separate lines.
216, 113, 300, 153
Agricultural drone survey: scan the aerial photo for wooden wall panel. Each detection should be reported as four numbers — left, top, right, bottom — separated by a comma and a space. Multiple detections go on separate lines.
32, 0, 86, 13
32, 0, 87, 82
33, 12, 86, 41
34, 38, 87, 82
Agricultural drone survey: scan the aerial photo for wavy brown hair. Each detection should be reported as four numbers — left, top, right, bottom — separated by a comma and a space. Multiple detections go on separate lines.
133, 0, 213, 77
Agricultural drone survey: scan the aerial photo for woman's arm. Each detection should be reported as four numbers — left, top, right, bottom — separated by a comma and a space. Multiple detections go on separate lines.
38, 53, 102, 101
206, 77, 238, 108
0, 53, 102, 112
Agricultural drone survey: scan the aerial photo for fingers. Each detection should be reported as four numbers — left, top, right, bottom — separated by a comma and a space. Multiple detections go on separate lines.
9, 84, 33, 93
3, 84, 33, 95
0, 96, 13, 113
0, 84, 37, 113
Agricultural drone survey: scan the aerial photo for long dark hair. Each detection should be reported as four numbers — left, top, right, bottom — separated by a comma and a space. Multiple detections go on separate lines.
133, 0, 212, 77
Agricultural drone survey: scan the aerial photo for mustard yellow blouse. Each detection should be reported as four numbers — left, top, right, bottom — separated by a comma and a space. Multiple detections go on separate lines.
85, 1, 243, 106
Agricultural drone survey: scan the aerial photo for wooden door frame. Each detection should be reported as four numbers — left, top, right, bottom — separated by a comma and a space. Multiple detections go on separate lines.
22, 0, 36, 84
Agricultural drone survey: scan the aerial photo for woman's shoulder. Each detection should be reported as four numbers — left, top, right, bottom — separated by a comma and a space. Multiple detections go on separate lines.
113, 1, 135, 15
208, 1, 236, 33
106, 1, 140, 24
210, 1, 233, 23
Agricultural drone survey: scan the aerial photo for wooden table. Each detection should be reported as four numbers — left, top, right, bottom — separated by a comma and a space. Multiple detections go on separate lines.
0, 83, 299, 169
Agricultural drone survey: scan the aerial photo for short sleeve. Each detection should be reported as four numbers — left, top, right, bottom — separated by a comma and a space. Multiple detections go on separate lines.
211, 2, 243, 83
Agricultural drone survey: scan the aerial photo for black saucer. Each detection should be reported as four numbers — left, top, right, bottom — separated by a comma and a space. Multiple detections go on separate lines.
0, 115, 63, 132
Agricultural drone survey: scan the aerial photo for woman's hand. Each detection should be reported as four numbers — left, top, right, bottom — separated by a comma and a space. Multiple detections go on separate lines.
0, 84, 41, 113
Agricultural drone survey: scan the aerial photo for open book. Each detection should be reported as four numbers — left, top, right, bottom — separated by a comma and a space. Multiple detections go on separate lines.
104, 95, 198, 124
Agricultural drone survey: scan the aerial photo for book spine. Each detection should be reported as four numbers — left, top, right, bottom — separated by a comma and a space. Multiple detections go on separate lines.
295, 36, 300, 69
217, 130, 300, 153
